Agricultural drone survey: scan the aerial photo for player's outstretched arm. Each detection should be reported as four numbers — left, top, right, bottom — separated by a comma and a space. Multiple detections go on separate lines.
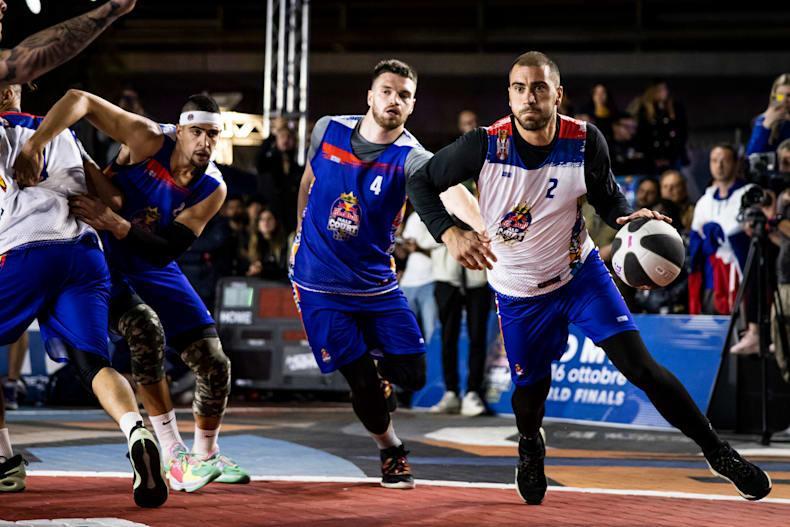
14, 89, 161, 185
0, 0, 136, 85
440, 183, 486, 234
296, 163, 316, 232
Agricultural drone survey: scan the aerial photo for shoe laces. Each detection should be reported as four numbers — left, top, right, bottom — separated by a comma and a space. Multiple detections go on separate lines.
710, 445, 755, 481
382, 448, 411, 476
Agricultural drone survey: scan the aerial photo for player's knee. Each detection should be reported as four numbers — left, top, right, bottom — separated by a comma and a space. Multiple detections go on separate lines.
339, 355, 380, 395
67, 347, 111, 390
119, 304, 166, 385
378, 353, 426, 391
180, 337, 230, 417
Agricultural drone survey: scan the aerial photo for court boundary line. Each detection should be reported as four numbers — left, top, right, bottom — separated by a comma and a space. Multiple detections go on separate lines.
25, 470, 790, 505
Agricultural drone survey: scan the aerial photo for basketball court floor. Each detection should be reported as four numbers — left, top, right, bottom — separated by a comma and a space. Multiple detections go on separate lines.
2, 404, 790, 526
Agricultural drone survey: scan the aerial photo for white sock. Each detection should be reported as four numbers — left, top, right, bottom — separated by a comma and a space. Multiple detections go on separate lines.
193, 424, 220, 457
371, 421, 402, 450
119, 412, 144, 439
149, 410, 184, 461
0, 428, 12, 460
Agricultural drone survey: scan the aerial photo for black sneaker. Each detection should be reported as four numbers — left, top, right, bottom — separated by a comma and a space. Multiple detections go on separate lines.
705, 442, 771, 500
0, 454, 27, 493
515, 429, 547, 505
380, 444, 415, 489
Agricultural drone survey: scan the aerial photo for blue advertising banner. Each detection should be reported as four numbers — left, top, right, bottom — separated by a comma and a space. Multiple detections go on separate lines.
412, 315, 728, 429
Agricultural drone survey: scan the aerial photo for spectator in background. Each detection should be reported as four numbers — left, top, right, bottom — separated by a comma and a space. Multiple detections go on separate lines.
428, 221, 491, 417
245, 207, 289, 282
609, 112, 648, 177
636, 79, 688, 174
635, 176, 661, 210
178, 214, 235, 313
660, 169, 695, 233
457, 110, 478, 135
773, 183, 790, 381
256, 123, 304, 233
746, 73, 790, 156
688, 144, 752, 315
220, 195, 252, 276
97, 87, 147, 164
578, 83, 617, 141
2, 334, 27, 411
399, 210, 438, 346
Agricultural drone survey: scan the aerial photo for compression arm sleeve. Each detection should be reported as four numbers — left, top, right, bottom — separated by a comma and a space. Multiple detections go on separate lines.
124, 221, 197, 267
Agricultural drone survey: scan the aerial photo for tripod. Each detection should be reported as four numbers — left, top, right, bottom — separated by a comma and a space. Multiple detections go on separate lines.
721, 212, 789, 445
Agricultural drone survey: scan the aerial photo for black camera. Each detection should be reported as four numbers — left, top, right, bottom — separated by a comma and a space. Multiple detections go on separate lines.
747, 152, 790, 196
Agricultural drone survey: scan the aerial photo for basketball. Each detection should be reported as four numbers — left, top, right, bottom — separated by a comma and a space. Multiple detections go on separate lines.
611, 218, 685, 289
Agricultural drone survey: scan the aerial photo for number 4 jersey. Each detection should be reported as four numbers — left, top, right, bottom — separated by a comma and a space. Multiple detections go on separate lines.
291, 115, 431, 295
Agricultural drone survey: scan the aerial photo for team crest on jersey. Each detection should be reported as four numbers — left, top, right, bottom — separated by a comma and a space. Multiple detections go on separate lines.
496, 129, 510, 161
321, 349, 331, 363
496, 201, 532, 243
0, 174, 6, 192
130, 206, 161, 232
327, 192, 361, 240
513, 363, 524, 376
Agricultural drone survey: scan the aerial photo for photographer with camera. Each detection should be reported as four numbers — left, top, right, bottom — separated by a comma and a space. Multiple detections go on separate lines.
688, 145, 753, 315
746, 74, 790, 156
772, 140, 790, 380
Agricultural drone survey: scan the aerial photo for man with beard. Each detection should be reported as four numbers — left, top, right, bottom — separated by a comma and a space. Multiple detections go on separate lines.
408, 51, 772, 504
15, 91, 250, 492
291, 59, 478, 489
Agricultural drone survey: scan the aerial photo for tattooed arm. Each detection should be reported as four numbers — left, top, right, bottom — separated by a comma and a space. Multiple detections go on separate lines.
0, 0, 136, 85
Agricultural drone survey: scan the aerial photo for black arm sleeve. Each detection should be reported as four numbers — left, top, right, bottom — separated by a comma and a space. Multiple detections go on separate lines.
406, 128, 488, 242
584, 123, 633, 229
125, 221, 198, 267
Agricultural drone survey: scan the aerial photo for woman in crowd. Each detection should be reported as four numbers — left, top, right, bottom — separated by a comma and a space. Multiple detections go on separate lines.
746, 73, 790, 155
246, 207, 290, 282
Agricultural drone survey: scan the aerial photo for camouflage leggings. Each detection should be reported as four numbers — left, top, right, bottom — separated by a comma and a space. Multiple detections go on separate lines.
118, 305, 230, 417
180, 338, 231, 417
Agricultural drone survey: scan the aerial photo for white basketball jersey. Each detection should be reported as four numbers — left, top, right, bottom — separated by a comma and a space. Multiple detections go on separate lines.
477, 115, 595, 298
0, 113, 93, 255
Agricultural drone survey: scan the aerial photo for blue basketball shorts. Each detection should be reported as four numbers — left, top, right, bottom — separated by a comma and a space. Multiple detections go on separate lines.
0, 234, 111, 361
495, 251, 638, 387
292, 284, 426, 373
110, 261, 215, 343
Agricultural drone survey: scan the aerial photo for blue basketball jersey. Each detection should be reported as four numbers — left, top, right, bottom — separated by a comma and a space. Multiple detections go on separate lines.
104, 124, 223, 272
291, 116, 421, 295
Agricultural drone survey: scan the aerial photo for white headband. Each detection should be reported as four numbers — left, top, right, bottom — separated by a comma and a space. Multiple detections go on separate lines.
179, 110, 222, 127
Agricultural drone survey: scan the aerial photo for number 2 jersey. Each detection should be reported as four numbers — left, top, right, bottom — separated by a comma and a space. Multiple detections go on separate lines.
0, 112, 93, 256
291, 115, 431, 295
408, 114, 632, 298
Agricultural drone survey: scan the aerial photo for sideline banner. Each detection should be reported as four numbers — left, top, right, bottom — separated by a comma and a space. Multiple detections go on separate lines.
412, 315, 727, 429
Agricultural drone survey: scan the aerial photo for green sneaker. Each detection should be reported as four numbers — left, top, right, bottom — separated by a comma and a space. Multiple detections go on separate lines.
205, 452, 251, 484
0, 454, 27, 493
166, 444, 221, 492
128, 426, 168, 508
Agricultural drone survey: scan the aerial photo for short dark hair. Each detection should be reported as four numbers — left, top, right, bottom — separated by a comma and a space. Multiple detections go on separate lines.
372, 59, 417, 85
509, 51, 561, 85
181, 93, 220, 114
711, 143, 738, 160
777, 138, 790, 153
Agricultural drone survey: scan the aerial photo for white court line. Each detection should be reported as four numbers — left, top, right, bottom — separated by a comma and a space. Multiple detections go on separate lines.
26, 470, 790, 505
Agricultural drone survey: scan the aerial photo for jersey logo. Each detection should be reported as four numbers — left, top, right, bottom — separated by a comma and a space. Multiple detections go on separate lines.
0, 174, 6, 192
497, 201, 532, 244
131, 206, 161, 232
327, 192, 361, 240
496, 129, 510, 161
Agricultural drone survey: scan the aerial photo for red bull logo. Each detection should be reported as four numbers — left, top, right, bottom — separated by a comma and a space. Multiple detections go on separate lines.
496, 201, 532, 243
327, 192, 361, 240
0, 173, 7, 192
514, 363, 524, 376
321, 349, 331, 363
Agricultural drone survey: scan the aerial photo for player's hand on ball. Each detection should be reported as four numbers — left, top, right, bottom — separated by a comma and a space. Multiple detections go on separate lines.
616, 208, 672, 225
69, 194, 123, 234
442, 226, 497, 271
13, 144, 45, 188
